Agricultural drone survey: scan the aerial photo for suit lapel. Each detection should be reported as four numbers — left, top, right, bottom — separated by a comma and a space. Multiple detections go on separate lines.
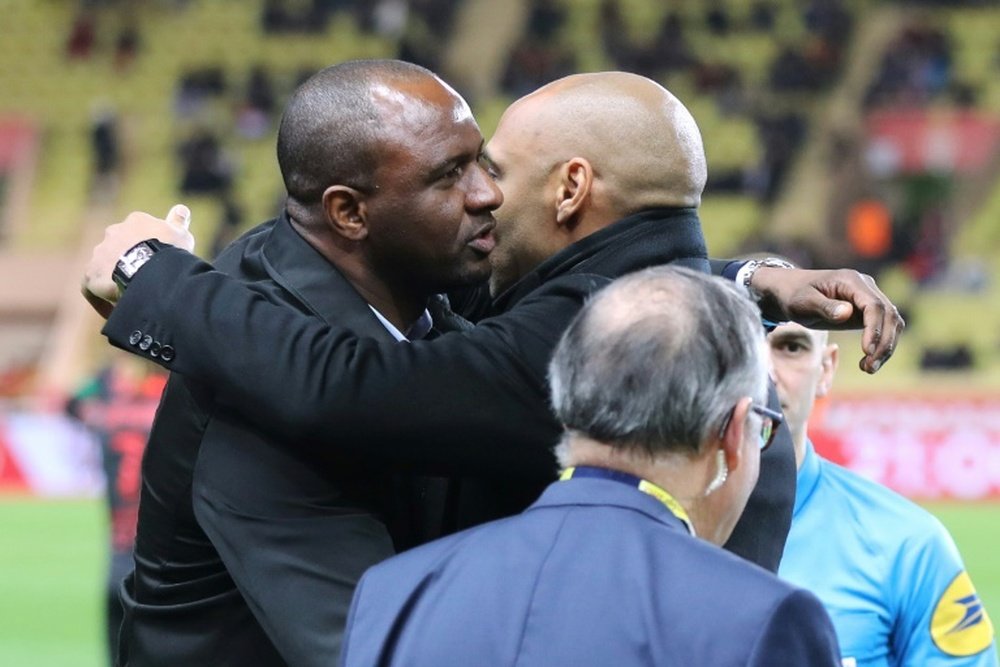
258, 214, 397, 344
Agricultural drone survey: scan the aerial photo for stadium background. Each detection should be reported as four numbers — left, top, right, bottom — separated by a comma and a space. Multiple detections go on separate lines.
0, 0, 998, 664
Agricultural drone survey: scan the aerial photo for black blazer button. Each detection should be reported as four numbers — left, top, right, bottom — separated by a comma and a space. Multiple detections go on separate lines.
129, 330, 143, 346
160, 345, 175, 362
139, 335, 153, 351
149, 342, 161, 358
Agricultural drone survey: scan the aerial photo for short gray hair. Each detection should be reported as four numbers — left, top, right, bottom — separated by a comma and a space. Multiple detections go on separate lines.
548, 266, 768, 457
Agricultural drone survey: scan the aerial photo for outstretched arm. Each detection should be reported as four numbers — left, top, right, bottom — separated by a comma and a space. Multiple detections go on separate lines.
750, 266, 905, 373
712, 259, 904, 374
97, 243, 599, 477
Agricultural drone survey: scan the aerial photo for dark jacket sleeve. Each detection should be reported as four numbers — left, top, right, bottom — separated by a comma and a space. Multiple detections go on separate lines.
102, 248, 607, 477
747, 588, 841, 667
711, 258, 745, 279
722, 381, 795, 573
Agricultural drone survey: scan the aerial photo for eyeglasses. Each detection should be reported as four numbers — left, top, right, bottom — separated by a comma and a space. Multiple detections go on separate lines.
718, 401, 784, 451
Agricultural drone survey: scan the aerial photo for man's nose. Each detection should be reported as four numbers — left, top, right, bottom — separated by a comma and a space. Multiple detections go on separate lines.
468, 164, 503, 211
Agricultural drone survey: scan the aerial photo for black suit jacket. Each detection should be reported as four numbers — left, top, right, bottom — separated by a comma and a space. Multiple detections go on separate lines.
115, 216, 402, 666
104, 207, 795, 573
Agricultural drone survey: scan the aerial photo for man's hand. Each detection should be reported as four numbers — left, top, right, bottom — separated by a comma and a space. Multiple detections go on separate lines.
752, 267, 905, 374
81, 204, 194, 319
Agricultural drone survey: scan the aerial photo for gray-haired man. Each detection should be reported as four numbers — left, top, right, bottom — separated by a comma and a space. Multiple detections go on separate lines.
341, 266, 841, 667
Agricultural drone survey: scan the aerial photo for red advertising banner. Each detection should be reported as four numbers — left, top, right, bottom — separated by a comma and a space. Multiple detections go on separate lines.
0, 118, 37, 170
811, 396, 1000, 500
0, 420, 28, 492
865, 110, 1000, 175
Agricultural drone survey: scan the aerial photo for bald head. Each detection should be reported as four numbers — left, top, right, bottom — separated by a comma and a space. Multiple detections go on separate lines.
277, 59, 446, 207
502, 72, 706, 213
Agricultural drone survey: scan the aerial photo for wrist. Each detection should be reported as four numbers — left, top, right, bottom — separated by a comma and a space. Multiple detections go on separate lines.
739, 258, 795, 303
112, 239, 165, 294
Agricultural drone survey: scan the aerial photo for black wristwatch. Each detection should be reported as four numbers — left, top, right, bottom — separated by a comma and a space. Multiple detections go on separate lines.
113, 239, 164, 293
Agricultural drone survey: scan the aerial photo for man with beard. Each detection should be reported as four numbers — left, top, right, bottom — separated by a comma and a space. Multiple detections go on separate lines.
98, 60, 504, 666
83, 71, 902, 657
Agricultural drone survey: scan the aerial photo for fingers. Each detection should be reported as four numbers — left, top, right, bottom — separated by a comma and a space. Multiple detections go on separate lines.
166, 204, 191, 230
854, 273, 905, 373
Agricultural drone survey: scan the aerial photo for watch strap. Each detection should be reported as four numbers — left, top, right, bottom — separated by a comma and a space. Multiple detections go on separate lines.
113, 239, 165, 292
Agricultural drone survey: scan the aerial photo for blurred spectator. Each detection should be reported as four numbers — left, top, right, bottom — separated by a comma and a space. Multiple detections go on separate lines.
236, 65, 277, 139
178, 129, 233, 195
803, 0, 852, 46
629, 12, 697, 78
846, 198, 893, 269
397, 13, 444, 72
920, 344, 975, 370
114, 21, 141, 72
174, 66, 228, 118
501, 0, 576, 97
261, 0, 330, 34
769, 41, 839, 92
501, 37, 576, 98
409, 0, 459, 38
705, 2, 731, 36
369, 0, 409, 40
847, 199, 892, 260
210, 193, 246, 259
90, 103, 121, 199
525, 0, 565, 41
66, 356, 167, 666
864, 24, 953, 109
750, 1, 777, 31
752, 113, 807, 201
66, 10, 97, 60
598, 0, 632, 67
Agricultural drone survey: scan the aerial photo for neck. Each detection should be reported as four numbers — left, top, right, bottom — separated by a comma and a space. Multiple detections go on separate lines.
290, 216, 429, 331
792, 425, 808, 470
561, 434, 722, 542
345, 271, 428, 332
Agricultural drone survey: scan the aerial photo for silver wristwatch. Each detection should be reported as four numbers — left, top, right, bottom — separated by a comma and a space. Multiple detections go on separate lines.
739, 258, 795, 302
113, 239, 163, 292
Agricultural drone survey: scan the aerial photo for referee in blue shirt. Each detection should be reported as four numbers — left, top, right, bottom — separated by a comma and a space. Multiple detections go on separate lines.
770, 321, 998, 667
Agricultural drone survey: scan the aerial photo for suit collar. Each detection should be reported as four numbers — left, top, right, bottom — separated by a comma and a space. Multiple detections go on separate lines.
492, 207, 709, 312
529, 477, 692, 535
260, 213, 398, 343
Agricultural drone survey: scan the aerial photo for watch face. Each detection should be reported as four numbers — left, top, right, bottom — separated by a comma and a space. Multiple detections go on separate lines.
121, 243, 155, 278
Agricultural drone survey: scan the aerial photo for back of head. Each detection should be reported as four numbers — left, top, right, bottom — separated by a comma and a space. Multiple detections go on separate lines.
548, 266, 767, 457
508, 72, 707, 214
276, 59, 437, 208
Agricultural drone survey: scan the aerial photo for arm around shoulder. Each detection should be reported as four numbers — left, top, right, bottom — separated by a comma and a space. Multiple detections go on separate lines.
107, 256, 606, 475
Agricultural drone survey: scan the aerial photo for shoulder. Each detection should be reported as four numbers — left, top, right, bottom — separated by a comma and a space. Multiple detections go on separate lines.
511, 273, 613, 309
817, 457, 944, 538
361, 517, 512, 585
213, 219, 276, 270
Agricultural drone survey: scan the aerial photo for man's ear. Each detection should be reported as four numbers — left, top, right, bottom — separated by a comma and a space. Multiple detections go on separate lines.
322, 185, 368, 242
816, 343, 840, 398
720, 396, 752, 474
554, 157, 594, 227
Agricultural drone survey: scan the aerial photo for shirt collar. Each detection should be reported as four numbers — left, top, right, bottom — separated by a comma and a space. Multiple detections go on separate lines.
368, 305, 434, 341
793, 439, 822, 517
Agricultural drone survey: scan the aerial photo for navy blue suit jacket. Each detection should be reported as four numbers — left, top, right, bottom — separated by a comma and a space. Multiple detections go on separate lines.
342, 477, 840, 667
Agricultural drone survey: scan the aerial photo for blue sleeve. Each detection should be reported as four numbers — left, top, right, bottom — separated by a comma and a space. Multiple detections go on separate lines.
712, 259, 745, 281
892, 518, 998, 666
